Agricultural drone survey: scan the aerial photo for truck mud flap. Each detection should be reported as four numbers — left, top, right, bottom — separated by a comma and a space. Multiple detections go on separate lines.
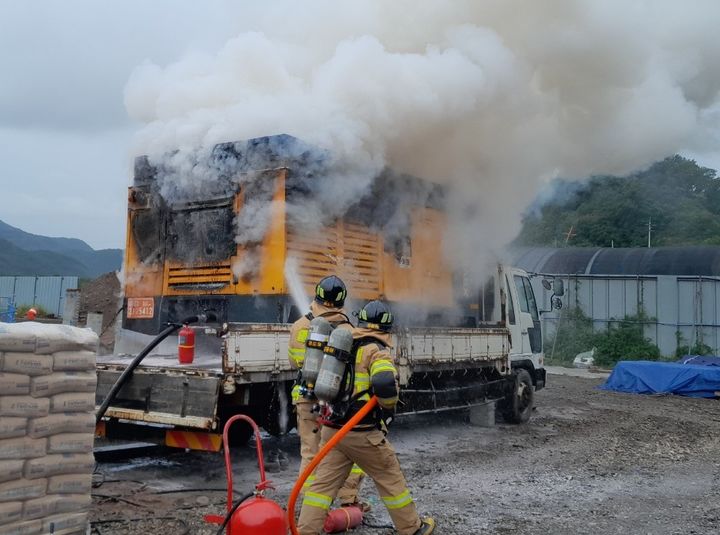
96, 368, 222, 430
534, 367, 546, 391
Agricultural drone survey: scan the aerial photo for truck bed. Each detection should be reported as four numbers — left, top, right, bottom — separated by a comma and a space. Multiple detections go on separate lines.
96, 323, 511, 431
96, 344, 225, 430
96, 351, 224, 373
223, 323, 511, 384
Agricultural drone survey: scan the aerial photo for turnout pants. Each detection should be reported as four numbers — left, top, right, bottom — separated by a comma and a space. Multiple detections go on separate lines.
295, 401, 364, 505
297, 426, 422, 535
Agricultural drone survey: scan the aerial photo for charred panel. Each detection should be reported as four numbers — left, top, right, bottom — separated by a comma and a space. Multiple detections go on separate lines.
130, 207, 165, 264
167, 201, 235, 264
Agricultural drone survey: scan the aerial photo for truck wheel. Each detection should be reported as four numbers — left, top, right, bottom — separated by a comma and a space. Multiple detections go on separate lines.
500, 369, 534, 424
263, 382, 295, 437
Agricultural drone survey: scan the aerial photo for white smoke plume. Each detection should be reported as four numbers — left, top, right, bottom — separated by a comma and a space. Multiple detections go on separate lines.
125, 0, 720, 274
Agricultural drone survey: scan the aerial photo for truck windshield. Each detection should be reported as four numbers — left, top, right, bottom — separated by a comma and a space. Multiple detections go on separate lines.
506, 275, 516, 325
514, 275, 539, 321
523, 277, 540, 321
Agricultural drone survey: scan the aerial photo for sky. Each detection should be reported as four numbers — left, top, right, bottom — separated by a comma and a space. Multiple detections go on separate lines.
0, 1, 239, 249
1, 1, 719, 251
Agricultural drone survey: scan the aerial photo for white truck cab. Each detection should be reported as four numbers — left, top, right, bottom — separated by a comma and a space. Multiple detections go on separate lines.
505, 268, 545, 390
503, 267, 562, 391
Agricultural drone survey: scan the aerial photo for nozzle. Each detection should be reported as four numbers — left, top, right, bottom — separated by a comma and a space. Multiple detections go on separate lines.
198, 311, 218, 323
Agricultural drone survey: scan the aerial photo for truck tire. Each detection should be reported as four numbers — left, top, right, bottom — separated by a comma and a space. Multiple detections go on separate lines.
263, 381, 295, 437
500, 369, 534, 424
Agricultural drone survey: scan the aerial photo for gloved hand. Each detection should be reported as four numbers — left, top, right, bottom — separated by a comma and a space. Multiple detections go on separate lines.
379, 406, 396, 428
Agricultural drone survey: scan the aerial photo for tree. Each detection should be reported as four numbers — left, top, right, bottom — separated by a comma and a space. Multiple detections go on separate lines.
516, 156, 720, 247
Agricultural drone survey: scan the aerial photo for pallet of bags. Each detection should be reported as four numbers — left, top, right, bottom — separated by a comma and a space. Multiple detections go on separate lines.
0, 322, 98, 535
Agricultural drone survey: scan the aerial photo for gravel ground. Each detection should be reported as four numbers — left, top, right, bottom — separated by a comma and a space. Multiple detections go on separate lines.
90, 375, 720, 534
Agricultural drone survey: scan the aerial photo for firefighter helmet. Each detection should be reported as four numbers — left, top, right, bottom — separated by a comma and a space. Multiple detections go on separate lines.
315, 276, 347, 308
357, 300, 393, 331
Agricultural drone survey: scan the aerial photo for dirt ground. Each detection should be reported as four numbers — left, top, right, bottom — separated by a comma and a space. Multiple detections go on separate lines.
90, 374, 720, 535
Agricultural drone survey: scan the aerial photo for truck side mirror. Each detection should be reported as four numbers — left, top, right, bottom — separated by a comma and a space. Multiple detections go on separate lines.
553, 279, 565, 297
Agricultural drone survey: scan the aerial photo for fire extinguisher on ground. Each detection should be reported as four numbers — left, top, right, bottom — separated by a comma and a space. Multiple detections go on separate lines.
178, 323, 195, 364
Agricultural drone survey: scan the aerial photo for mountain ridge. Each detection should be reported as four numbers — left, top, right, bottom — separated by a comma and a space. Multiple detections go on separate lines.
0, 220, 122, 277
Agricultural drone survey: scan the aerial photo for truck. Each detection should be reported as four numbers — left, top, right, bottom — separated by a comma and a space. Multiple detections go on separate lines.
95, 134, 561, 448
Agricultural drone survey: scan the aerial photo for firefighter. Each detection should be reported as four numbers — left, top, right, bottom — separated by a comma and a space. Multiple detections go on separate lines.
288, 275, 366, 508
297, 300, 435, 535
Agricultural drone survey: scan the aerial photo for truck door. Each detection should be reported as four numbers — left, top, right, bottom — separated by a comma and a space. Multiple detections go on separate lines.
513, 274, 542, 355
505, 274, 523, 356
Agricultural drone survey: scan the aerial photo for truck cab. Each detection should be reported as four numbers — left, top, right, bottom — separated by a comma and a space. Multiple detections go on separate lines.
504, 268, 547, 390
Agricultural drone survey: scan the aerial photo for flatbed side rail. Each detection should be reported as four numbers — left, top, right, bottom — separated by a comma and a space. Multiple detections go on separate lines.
222, 323, 511, 379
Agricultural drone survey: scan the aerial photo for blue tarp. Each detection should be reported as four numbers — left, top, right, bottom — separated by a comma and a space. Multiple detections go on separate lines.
601, 361, 720, 398
677, 355, 720, 367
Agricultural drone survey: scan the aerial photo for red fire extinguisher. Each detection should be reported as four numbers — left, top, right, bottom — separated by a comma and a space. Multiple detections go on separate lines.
178, 324, 195, 364
204, 414, 287, 535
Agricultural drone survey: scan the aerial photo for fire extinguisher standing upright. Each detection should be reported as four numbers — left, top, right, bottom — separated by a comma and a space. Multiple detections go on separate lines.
178, 324, 195, 364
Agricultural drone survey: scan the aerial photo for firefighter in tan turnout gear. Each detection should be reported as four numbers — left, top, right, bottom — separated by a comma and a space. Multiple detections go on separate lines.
297, 300, 435, 535
288, 275, 366, 507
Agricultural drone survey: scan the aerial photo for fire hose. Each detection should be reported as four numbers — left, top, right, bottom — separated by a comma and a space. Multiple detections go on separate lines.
286, 396, 379, 535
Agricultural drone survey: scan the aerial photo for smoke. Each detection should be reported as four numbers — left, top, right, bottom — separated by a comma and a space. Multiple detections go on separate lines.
125, 0, 720, 274
524, 178, 588, 219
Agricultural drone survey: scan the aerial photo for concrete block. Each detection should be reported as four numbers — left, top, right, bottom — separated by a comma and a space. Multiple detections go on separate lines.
86, 313, 103, 338
62, 290, 80, 326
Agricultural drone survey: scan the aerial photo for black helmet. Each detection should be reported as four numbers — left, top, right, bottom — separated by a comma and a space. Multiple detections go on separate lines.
315, 276, 347, 307
357, 300, 393, 331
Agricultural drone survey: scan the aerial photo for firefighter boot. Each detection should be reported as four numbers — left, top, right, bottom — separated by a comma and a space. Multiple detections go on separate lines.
413, 517, 436, 535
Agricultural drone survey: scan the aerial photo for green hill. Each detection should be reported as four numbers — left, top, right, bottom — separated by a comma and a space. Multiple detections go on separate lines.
516, 156, 720, 247
0, 239, 91, 276
0, 220, 122, 277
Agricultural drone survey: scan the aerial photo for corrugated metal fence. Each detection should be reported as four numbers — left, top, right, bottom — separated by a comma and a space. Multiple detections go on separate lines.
531, 274, 720, 357
0, 276, 79, 318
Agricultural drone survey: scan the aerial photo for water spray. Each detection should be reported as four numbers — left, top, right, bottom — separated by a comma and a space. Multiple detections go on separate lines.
284, 257, 311, 313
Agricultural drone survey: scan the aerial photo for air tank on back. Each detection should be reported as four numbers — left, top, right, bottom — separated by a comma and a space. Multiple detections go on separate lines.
314, 328, 354, 403
301, 317, 333, 388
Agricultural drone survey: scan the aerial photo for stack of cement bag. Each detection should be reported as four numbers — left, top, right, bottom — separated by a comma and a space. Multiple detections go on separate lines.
0, 322, 98, 535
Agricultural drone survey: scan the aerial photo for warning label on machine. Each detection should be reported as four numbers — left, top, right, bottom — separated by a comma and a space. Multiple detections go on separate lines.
126, 298, 154, 319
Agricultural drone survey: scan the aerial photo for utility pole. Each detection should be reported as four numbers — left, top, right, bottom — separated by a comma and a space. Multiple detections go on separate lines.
647, 218, 652, 248
564, 225, 576, 245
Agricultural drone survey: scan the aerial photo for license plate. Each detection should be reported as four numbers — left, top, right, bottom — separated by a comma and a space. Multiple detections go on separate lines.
127, 297, 155, 319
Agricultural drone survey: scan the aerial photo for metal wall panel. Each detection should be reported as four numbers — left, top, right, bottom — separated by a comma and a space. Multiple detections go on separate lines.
13, 278, 37, 309
529, 273, 720, 357
608, 279, 626, 319
0, 278, 15, 299
677, 279, 696, 325
0, 276, 79, 318
591, 278, 608, 323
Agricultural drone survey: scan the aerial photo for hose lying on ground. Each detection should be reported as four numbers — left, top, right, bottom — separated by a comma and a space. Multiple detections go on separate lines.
95, 312, 216, 424
287, 396, 379, 535
215, 491, 255, 535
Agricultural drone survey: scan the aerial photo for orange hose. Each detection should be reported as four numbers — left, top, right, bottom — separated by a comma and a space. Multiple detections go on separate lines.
287, 396, 379, 535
